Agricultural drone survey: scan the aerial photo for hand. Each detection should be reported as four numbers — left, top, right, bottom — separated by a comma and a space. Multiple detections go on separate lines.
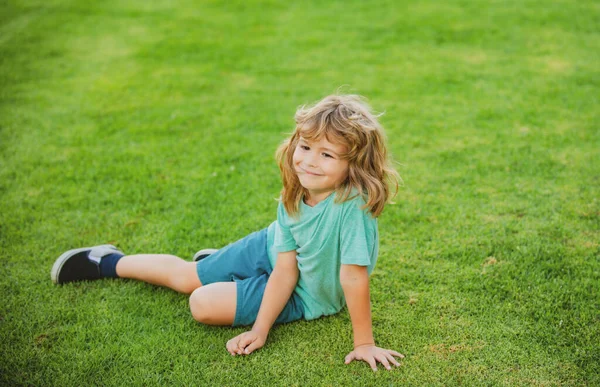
226, 330, 266, 356
344, 344, 404, 372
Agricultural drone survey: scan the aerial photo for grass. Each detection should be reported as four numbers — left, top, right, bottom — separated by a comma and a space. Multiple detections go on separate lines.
1, 0, 598, 385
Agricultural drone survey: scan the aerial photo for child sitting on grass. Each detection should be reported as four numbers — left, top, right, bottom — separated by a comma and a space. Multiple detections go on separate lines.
51, 94, 404, 371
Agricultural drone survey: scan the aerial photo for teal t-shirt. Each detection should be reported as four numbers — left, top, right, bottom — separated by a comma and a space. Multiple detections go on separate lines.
266, 192, 378, 320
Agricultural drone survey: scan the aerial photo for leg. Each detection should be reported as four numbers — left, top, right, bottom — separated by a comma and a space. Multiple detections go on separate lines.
189, 282, 237, 325
189, 274, 305, 327
188, 228, 273, 326
116, 254, 201, 294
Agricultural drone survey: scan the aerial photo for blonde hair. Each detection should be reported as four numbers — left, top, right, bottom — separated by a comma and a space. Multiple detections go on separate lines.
276, 94, 400, 217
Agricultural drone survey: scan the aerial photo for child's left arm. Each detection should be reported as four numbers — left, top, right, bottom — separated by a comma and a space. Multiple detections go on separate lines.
340, 264, 404, 372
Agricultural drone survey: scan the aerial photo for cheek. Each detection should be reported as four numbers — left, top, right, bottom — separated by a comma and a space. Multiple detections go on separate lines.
325, 162, 349, 181
292, 148, 301, 164
339, 168, 349, 182
336, 163, 350, 181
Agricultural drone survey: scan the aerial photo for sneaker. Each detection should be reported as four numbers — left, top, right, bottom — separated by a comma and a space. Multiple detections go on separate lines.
193, 248, 218, 262
51, 244, 124, 284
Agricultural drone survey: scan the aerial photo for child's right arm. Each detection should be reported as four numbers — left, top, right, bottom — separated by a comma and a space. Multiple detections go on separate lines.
225, 250, 299, 356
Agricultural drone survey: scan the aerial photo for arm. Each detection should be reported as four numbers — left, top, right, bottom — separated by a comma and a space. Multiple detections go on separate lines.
226, 250, 298, 355
340, 264, 404, 371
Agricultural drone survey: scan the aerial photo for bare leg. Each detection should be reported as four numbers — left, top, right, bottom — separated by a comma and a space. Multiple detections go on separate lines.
116, 254, 201, 294
116, 254, 236, 325
189, 282, 237, 325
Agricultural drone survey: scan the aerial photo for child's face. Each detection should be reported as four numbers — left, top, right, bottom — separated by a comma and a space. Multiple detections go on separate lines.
293, 136, 349, 203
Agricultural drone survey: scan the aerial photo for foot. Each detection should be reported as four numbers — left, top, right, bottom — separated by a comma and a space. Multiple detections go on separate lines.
193, 248, 218, 262
51, 244, 124, 284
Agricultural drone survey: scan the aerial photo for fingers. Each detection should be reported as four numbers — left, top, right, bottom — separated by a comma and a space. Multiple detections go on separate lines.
344, 348, 404, 372
226, 337, 239, 356
235, 333, 255, 355
237, 334, 254, 350
226, 332, 266, 356
226, 333, 252, 356
375, 354, 391, 370
385, 352, 401, 367
243, 338, 263, 354
366, 356, 378, 372
387, 349, 405, 359
344, 351, 356, 364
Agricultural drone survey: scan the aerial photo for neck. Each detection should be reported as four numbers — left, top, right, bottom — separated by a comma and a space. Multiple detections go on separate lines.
304, 190, 333, 207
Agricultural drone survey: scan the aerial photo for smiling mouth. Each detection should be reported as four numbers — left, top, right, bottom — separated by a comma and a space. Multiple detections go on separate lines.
298, 167, 322, 176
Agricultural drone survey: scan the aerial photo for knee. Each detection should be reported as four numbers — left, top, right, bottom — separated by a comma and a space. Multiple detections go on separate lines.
189, 287, 215, 324
173, 277, 198, 295
171, 261, 201, 294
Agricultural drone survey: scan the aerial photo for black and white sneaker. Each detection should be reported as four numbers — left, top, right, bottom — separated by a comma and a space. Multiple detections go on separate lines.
193, 248, 218, 262
51, 244, 124, 284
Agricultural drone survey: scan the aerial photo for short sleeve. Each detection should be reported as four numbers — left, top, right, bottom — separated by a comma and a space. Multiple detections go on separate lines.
340, 198, 376, 266
274, 202, 298, 253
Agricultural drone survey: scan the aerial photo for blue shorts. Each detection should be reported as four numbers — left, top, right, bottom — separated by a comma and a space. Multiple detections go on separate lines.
196, 228, 305, 326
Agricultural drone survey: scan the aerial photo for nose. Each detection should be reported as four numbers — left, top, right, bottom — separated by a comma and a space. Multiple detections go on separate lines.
305, 151, 318, 168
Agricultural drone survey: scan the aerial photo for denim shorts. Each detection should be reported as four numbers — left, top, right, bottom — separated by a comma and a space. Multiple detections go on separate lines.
196, 228, 304, 326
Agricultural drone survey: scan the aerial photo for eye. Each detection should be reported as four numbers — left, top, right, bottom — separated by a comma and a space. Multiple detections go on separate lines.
322, 152, 334, 159
299, 145, 310, 151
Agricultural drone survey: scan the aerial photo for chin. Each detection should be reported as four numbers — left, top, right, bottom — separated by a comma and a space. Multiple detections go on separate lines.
298, 181, 317, 190
298, 174, 317, 183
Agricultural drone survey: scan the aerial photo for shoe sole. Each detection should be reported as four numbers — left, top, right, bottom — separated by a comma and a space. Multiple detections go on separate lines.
51, 244, 122, 284
193, 248, 218, 262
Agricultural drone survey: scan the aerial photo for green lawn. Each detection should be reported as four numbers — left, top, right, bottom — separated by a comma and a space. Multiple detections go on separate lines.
1, 0, 598, 385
